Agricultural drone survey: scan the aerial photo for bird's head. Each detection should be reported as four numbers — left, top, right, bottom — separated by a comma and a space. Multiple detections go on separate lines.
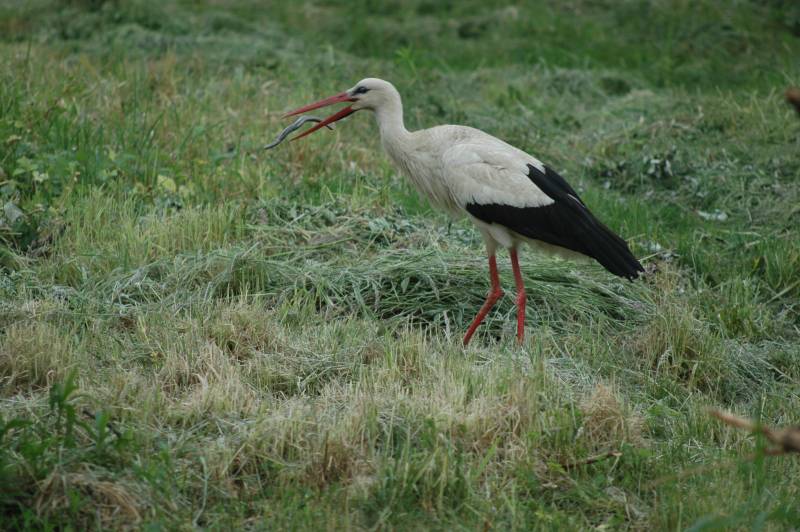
283, 78, 399, 141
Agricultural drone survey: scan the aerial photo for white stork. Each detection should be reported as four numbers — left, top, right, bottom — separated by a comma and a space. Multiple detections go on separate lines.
283, 78, 644, 346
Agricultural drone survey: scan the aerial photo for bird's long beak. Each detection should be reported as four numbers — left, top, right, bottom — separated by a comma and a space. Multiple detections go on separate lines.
282, 91, 356, 141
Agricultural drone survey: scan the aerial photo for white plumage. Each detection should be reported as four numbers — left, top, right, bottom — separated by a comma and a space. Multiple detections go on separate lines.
285, 78, 644, 345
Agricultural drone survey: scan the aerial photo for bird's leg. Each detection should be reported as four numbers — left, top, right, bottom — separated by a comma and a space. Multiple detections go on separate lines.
463, 255, 504, 346
510, 248, 526, 344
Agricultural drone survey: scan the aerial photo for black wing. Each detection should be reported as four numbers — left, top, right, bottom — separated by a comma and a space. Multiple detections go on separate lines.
466, 164, 644, 280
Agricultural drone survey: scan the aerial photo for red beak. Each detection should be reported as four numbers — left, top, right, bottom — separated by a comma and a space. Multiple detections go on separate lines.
283, 91, 357, 141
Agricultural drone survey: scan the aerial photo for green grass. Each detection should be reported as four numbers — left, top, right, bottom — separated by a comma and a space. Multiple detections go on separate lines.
1, 0, 799, 529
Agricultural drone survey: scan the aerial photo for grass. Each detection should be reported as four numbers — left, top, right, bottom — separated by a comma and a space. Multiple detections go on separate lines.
1, 0, 799, 528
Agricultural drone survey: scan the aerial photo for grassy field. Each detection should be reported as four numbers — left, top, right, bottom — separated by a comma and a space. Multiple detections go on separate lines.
1, 0, 799, 529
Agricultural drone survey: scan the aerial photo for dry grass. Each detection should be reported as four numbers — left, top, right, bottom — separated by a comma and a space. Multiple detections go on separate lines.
35, 468, 143, 530
0, 322, 76, 394
579, 384, 645, 451
1, 0, 799, 529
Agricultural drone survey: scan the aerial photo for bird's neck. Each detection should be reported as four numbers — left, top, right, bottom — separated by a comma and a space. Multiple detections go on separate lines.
374, 98, 410, 147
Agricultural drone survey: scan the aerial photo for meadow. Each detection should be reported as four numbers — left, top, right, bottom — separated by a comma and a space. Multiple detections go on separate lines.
1, 0, 799, 528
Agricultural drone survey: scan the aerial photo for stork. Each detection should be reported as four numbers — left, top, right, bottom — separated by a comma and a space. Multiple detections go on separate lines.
283, 78, 644, 346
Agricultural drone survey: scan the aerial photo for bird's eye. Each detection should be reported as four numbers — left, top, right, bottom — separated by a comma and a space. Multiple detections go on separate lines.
353, 86, 370, 95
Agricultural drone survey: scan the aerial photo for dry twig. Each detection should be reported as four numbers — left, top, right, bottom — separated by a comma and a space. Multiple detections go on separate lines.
647, 410, 798, 488
710, 409, 800, 455
560, 450, 622, 469
786, 87, 800, 116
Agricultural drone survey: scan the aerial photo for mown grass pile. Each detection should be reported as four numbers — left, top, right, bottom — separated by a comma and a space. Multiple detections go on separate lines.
1, 0, 799, 528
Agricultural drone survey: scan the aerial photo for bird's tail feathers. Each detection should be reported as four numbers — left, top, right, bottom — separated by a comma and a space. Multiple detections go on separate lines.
585, 219, 644, 280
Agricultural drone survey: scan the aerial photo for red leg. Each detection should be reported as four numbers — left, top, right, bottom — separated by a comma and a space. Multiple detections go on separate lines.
510, 248, 526, 344
463, 255, 504, 346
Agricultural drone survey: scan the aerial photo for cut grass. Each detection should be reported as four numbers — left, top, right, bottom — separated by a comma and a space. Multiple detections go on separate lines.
1, 0, 799, 529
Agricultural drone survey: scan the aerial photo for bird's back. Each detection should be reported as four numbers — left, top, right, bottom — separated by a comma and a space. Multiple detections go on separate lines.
384, 125, 539, 213
391, 125, 643, 280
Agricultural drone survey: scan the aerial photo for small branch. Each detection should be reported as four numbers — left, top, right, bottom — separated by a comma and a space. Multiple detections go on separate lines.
710, 409, 800, 454
647, 411, 798, 488
560, 450, 622, 469
710, 409, 758, 432
786, 87, 800, 116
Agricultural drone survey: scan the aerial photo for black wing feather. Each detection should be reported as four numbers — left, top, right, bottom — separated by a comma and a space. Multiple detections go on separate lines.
466, 164, 644, 280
